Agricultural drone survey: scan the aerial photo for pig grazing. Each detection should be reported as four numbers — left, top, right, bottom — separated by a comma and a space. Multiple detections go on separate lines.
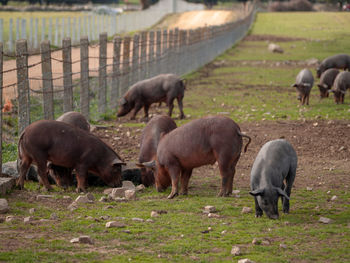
139, 116, 251, 199
330, 71, 350, 104
138, 115, 177, 187
292, 68, 314, 105
17, 120, 125, 192
316, 54, 350, 78
48, 111, 91, 188
250, 139, 297, 219
117, 74, 185, 120
317, 68, 340, 98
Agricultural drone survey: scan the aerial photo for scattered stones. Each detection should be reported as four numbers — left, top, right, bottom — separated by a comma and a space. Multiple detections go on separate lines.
105, 221, 126, 228
50, 213, 58, 220
0, 199, 9, 214
319, 217, 332, 224
252, 238, 261, 245
5, 216, 15, 222
86, 193, 95, 202
109, 187, 127, 199
306, 187, 313, 191
132, 217, 144, 222
103, 188, 114, 195
1, 161, 19, 178
241, 207, 252, 214
330, 195, 337, 201
29, 208, 36, 214
67, 202, 78, 211
280, 243, 287, 249
122, 181, 135, 190
24, 216, 34, 224
0, 177, 16, 195
238, 259, 255, 263
204, 205, 216, 213
208, 213, 220, 218
135, 184, 146, 192
75, 195, 93, 204
70, 235, 93, 244
231, 246, 241, 256
146, 219, 154, 223
122, 229, 131, 234
114, 197, 126, 202
125, 190, 136, 200
36, 195, 54, 201
268, 43, 284, 53
151, 211, 160, 217
99, 196, 109, 202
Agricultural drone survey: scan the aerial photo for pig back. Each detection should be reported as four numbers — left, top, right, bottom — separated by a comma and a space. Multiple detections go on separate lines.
333, 71, 350, 91
319, 68, 340, 88
296, 69, 314, 87
56, 111, 90, 131
157, 116, 242, 168
139, 115, 177, 162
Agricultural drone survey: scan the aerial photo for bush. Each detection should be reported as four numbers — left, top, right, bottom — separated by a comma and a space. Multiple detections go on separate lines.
268, 0, 313, 12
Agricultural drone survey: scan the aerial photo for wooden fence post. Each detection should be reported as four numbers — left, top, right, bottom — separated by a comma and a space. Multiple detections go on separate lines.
111, 36, 121, 110
98, 32, 107, 115
0, 43, 3, 171
41, 40, 54, 120
121, 36, 131, 95
16, 39, 30, 134
80, 36, 89, 119
174, 28, 180, 75
161, 29, 168, 74
63, 37, 73, 112
140, 31, 147, 81
147, 31, 155, 78
156, 30, 161, 76
167, 29, 174, 74
131, 33, 140, 85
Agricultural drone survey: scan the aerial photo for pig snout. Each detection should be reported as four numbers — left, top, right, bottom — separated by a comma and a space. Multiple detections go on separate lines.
267, 214, 279, 220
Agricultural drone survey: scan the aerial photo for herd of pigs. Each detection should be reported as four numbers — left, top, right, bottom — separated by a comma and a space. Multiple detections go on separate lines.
15, 53, 350, 220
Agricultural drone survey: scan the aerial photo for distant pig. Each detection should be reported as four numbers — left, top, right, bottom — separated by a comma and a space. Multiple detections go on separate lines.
138, 115, 177, 187
250, 139, 297, 219
317, 68, 340, 98
117, 74, 186, 121
316, 54, 350, 78
138, 116, 251, 199
292, 68, 314, 105
330, 71, 350, 104
48, 111, 91, 189
17, 120, 125, 192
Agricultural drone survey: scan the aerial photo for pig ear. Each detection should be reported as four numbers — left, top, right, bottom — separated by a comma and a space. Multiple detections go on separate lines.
249, 188, 264, 196
276, 188, 290, 200
112, 159, 126, 166
291, 83, 297, 88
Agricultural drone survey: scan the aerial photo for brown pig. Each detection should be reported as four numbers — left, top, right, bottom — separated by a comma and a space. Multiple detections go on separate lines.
17, 120, 125, 192
137, 115, 177, 187
139, 116, 251, 199
117, 74, 186, 121
47, 111, 90, 188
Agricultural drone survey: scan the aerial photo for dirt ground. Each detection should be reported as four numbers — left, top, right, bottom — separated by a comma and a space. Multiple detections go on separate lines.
2, 10, 237, 101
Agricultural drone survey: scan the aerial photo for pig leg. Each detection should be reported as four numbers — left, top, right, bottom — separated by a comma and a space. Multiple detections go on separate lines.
283, 165, 296, 214
217, 164, 233, 197
177, 96, 185, 119
306, 94, 310, 105
75, 166, 88, 193
131, 102, 143, 120
180, 169, 192, 195
17, 157, 32, 190
254, 197, 263, 217
143, 104, 150, 121
36, 161, 53, 191
227, 157, 240, 195
167, 97, 175, 117
167, 165, 181, 199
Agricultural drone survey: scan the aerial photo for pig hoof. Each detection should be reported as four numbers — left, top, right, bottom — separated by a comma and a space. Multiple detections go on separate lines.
167, 192, 178, 199
255, 214, 262, 218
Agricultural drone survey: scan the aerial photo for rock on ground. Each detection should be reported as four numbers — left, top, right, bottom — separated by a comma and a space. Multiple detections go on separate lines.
238, 259, 255, 263
231, 246, 241, 256
204, 205, 216, 213
241, 207, 252, 214
36, 195, 54, 201
105, 221, 126, 228
268, 43, 284, 53
151, 211, 160, 217
135, 184, 146, 192
0, 199, 9, 214
70, 235, 93, 244
319, 217, 332, 224
125, 189, 136, 200
122, 180, 135, 190
109, 187, 127, 199
0, 177, 15, 195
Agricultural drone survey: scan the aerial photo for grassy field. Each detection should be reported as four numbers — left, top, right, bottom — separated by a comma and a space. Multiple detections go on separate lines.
1, 12, 350, 263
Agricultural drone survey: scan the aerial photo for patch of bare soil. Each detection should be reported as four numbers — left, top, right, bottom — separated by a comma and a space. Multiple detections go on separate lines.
244, 34, 307, 42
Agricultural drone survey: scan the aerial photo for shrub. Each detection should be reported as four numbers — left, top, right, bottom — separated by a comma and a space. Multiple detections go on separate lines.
269, 0, 313, 12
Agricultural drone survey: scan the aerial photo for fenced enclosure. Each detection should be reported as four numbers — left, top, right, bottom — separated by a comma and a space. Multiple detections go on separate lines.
0, 3, 256, 171
0, 0, 204, 52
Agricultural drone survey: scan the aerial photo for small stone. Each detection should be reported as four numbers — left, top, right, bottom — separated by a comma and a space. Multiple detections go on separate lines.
221, 230, 227, 234
122, 181, 135, 190
126, 131, 131, 137
313, 122, 318, 127
114, 197, 126, 202
24, 216, 34, 224
70, 237, 80, 243
151, 211, 160, 217
280, 243, 287, 249
63, 196, 72, 201
99, 196, 109, 202
132, 217, 144, 222
146, 219, 154, 223
330, 195, 337, 201
241, 207, 252, 214
28, 208, 36, 214
339, 146, 346, 151
208, 213, 220, 218
268, 43, 283, 53
232, 190, 240, 194
103, 188, 114, 195
36, 195, 54, 201
75, 195, 92, 204
122, 230, 131, 234
124, 190, 136, 200
5, 216, 15, 222
180, 234, 184, 238
109, 187, 127, 199
262, 239, 271, 246
208, 227, 212, 231
252, 238, 261, 245
78, 235, 93, 244
238, 259, 255, 263
306, 187, 313, 191
86, 216, 94, 220
50, 213, 58, 220
100, 215, 110, 220
204, 205, 216, 213
103, 205, 114, 210
68, 202, 78, 211
284, 221, 290, 225
0, 199, 9, 214
135, 184, 146, 192
106, 221, 126, 228
86, 193, 95, 202
327, 191, 331, 194
231, 246, 241, 256
319, 217, 332, 224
